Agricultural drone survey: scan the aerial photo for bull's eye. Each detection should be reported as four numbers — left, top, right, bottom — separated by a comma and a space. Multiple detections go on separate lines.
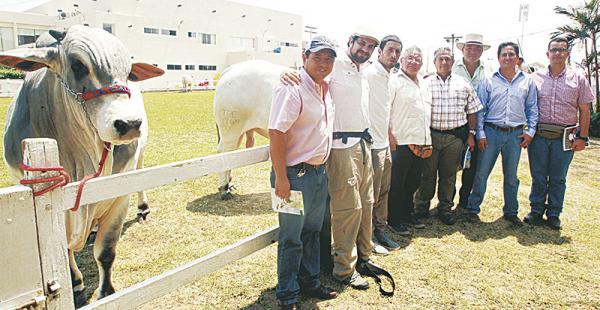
71, 60, 89, 80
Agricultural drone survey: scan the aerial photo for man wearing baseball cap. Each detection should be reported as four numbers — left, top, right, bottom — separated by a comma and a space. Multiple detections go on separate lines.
270, 35, 338, 309
282, 26, 381, 290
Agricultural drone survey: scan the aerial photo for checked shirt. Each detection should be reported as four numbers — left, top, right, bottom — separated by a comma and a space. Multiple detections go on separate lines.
425, 73, 483, 130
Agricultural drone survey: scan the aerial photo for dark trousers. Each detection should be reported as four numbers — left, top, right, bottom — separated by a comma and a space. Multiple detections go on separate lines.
457, 147, 479, 208
388, 145, 424, 225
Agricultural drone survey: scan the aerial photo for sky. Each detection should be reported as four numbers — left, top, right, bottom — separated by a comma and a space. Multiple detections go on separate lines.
232, 0, 585, 71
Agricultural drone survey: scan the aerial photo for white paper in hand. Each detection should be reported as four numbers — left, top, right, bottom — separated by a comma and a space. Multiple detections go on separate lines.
271, 189, 304, 215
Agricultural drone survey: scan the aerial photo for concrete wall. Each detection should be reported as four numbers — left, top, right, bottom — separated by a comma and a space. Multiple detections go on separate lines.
0, 0, 303, 90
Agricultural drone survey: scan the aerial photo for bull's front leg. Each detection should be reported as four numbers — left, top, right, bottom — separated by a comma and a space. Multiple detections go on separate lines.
135, 152, 150, 222
93, 196, 129, 298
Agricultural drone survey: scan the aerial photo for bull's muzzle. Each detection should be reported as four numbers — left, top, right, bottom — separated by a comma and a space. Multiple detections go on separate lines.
114, 119, 142, 138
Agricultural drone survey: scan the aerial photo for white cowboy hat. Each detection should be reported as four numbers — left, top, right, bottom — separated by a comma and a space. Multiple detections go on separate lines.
456, 33, 491, 51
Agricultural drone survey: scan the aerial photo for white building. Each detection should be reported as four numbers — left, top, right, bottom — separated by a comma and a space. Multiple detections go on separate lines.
0, 0, 304, 90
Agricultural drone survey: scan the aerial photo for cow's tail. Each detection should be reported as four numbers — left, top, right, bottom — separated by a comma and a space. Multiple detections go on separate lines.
216, 123, 221, 144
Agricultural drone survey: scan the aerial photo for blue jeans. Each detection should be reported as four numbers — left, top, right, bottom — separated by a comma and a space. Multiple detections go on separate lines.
271, 166, 328, 306
527, 136, 574, 217
467, 126, 523, 216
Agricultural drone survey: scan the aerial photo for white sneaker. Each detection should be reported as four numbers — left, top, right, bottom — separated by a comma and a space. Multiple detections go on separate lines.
372, 243, 389, 256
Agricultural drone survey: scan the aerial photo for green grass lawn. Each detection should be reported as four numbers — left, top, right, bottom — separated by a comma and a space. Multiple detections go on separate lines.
0, 92, 599, 309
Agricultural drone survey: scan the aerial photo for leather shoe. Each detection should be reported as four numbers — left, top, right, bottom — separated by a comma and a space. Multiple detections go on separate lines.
280, 303, 300, 310
438, 212, 456, 225
404, 216, 425, 229
546, 216, 562, 230
503, 214, 524, 227
524, 212, 544, 226
465, 213, 481, 223
388, 222, 411, 236
301, 284, 337, 300
374, 229, 400, 250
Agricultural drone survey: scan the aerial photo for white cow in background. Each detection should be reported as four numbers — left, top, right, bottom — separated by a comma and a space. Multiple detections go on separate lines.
182, 74, 193, 92
214, 60, 286, 199
1, 25, 163, 303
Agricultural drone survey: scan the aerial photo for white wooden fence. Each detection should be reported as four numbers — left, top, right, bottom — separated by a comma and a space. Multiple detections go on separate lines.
0, 138, 276, 309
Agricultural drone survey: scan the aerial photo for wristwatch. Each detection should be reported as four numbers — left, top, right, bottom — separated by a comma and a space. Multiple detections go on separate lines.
468, 129, 477, 136
577, 135, 590, 143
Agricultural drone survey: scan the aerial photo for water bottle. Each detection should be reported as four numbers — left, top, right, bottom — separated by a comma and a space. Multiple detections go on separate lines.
464, 149, 471, 169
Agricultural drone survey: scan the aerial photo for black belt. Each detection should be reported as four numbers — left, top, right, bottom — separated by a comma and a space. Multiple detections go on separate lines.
485, 122, 524, 133
333, 129, 373, 144
288, 162, 324, 170
430, 124, 468, 136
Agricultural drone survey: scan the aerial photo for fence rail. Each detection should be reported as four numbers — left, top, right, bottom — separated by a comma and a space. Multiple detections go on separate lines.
0, 139, 274, 309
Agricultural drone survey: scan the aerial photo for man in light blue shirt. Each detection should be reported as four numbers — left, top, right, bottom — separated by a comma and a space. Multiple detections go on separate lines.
465, 42, 538, 226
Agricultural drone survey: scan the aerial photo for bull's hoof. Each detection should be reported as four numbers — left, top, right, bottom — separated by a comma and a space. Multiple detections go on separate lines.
218, 184, 236, 200
73, 289, 88, 308
96, 286, 116, 300
86, 231, 97, 246
136, 203, 150, 223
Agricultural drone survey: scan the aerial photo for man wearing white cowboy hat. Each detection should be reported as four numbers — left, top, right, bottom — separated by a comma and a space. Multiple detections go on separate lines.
452, 33, 494, 213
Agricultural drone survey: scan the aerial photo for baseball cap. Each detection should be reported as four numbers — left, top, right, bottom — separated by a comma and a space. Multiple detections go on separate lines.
305, 35, 337, 57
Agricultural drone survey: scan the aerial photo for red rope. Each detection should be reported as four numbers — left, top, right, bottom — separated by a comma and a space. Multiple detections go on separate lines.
71, 142, 112, 211
19, 142, 112, 212
19, 163, 70, 196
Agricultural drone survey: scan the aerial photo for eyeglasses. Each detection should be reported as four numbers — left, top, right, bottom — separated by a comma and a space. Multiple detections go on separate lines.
404, 56, 423, 64
549, 48, 569, 54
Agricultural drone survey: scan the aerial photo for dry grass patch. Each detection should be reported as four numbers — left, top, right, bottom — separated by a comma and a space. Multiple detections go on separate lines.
0, 92, 599, 309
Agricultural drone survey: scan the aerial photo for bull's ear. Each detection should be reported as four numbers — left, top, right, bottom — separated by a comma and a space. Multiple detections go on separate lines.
0, 47, 58, 72
128, 63, 164, 81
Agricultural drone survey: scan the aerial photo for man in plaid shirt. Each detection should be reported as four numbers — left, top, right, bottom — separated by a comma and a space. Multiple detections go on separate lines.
414, 47, 483, 225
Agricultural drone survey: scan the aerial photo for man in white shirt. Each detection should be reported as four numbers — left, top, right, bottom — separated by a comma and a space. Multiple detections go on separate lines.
387, 46, 432, 235
364, 35, 403, 252
281, 27, 380, 290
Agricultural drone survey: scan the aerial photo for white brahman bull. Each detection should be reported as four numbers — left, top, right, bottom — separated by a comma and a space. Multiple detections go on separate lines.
1, 25, 163, 301
214, 60, 286, 199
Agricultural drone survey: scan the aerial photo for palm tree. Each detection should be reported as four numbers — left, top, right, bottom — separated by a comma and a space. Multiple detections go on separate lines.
554, 0, 600, 112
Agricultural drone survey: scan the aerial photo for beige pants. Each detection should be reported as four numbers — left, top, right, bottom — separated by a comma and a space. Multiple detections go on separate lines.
326, 141, 374, 280
372, 146, 392, 230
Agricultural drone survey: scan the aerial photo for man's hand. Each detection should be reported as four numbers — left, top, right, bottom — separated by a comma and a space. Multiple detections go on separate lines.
280, 70, 301, 86
389, 135, 398, 152
467, 135, 475, 151
274, 176, 291, 201
573, 139, 586, 151
478, 138, 488, 151
518, 133, 533, 148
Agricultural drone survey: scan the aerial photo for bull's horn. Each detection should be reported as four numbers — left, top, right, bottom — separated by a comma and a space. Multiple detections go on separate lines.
49, 30, 66, 42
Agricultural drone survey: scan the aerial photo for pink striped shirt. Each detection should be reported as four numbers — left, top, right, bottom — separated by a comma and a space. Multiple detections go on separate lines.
531, 67, 594, 125
269, 69, 334, 166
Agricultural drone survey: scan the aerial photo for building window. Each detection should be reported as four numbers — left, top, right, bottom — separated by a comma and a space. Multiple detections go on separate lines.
229, 36, 255, 50
201, 33, 216, 45
144, 27, 159, 34
103, 23, 115, 34
0, 27, 15, 51
280, 41, 298, 47
167, 64, 182, 70
17, 28, 43, 46
199, 65, 217, 71
187, 32, 196, 38
185, 65, 195, 70
161, 29, 177, 36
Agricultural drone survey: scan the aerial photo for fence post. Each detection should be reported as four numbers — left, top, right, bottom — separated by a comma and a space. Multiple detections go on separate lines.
22, 138, 74, 310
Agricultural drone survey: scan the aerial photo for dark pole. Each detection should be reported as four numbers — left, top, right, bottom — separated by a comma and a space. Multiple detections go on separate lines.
444, 33, 463, 55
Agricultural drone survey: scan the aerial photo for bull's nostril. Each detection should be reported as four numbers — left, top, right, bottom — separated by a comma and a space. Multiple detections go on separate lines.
114, 119, 142, 136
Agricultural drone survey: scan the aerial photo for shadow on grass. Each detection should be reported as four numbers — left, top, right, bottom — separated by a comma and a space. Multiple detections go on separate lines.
240, 275, 347, 310
399, 209, 572, 246
186, 192, 272, 216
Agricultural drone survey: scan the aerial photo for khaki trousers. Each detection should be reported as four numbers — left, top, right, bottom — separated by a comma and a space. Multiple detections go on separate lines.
326, 140, 374, 280
371, 147, 392, 230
